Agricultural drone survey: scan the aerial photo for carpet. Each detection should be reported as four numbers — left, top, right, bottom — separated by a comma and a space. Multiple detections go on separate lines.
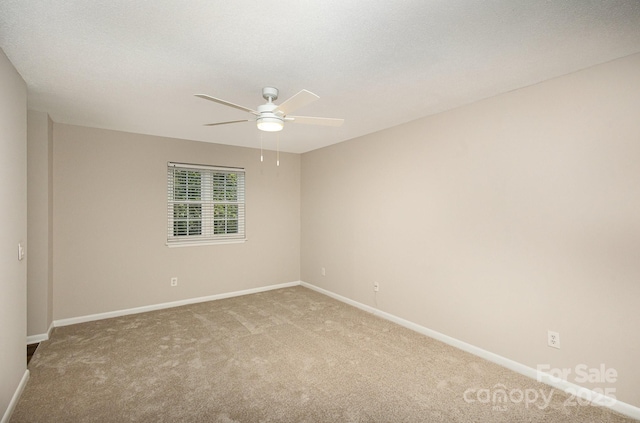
11, 286, 636, 422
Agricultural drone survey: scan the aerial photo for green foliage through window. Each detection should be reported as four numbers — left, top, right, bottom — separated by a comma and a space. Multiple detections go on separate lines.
172, 170, 203, 236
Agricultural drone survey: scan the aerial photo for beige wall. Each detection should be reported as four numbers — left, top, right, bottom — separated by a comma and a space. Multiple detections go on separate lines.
52, 124, 300, 319
301, 53, 640, 407
0, 49, 27, 418
27, 110, 53, 337
47, 115, 54, 328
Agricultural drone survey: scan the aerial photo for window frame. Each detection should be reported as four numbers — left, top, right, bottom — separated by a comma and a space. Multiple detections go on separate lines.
167, 162, 246, 247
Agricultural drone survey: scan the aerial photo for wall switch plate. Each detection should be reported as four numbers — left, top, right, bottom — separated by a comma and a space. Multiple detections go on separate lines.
321, 267, 326, 276
548, 330, 560, 349
373, 282, 379, 292
170, 277, 178, 287
18, 243, 25, 261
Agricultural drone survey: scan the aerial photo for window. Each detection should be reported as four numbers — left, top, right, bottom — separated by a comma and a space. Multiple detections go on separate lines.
167, 162, 245, 246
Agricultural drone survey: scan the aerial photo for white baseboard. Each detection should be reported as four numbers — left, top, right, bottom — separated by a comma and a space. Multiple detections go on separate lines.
1, 370, 29, 423
26, 333, 47, 345
53, 281, 301, 328
300, 281, 640, 421
26, 320, 58, 345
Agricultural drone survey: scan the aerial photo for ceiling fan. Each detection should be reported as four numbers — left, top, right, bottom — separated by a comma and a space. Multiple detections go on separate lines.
195, 87, 344, 132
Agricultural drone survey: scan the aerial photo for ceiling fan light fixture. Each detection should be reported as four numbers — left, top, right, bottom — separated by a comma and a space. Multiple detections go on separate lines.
257, 116, 284, 132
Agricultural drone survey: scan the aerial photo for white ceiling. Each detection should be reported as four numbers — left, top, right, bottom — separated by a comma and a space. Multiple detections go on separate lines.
1, 1, 640, 153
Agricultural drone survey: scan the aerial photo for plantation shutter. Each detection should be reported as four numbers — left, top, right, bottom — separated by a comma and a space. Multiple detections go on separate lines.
167, 162, 245, 245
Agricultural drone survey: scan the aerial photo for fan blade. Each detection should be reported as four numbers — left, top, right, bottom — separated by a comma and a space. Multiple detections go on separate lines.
275, 89, 319, 115
195, 94, 259, 115
287, 116, 344, 127
203, 119, 251, 127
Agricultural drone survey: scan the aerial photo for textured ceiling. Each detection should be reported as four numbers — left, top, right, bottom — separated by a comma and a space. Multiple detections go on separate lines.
1, 1, 640, 153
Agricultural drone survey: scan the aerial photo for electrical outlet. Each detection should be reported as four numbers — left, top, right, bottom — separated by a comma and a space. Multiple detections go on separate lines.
170, 277, 178, 287
373, 282, 379, 292
548, 330, 560, 349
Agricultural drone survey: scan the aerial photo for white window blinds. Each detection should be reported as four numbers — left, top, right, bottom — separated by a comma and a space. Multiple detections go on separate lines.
167, 162, 245, 245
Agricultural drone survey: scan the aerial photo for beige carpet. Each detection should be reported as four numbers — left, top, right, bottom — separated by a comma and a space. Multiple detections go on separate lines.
11, 286, 636, 422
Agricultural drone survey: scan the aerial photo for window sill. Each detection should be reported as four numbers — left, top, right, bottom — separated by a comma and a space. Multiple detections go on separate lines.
166, 239, 247, 248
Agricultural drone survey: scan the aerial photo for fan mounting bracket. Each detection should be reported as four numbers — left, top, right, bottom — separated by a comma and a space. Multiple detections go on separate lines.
262, 87, 279, 102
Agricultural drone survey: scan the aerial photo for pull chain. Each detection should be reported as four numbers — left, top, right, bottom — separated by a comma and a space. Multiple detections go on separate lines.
260, 132, 264, 162
277, 133, 280, 167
